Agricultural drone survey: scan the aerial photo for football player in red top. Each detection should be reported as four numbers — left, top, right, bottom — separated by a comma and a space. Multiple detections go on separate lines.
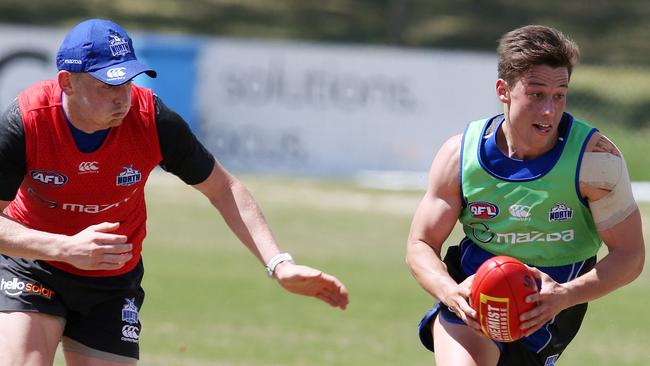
0, 19, 348, 365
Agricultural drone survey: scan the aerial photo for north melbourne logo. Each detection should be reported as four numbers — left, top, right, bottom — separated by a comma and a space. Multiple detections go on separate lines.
548, 203, 573, 222
121, 298, 140, 342
122, 298, 139, 324
116, 165, 141, 186
108, 34, 131, 57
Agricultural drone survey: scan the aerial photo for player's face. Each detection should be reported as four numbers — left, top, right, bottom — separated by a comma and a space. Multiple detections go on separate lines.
68, 73, 132, 132
498, 65, 569, 158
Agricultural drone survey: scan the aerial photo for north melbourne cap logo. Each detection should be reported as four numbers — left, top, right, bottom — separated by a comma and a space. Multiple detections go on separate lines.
109, 34, 131, 57
56, 19, 156, 85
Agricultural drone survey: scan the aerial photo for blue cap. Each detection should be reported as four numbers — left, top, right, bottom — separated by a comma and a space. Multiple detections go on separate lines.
56, 19, 156, 85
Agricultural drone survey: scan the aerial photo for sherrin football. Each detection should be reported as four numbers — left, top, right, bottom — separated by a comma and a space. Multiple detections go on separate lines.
470, 256, 538, 342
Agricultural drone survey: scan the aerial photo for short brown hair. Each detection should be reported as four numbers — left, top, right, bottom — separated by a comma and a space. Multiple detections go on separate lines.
497, 25, 580, 85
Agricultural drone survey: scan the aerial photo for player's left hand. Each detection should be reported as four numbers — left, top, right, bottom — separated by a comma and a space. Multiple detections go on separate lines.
274, 262, 349, 310
519, 267, 570, 336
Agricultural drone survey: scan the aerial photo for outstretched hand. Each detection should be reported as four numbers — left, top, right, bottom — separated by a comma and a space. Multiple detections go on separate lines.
273, 262, 349, 310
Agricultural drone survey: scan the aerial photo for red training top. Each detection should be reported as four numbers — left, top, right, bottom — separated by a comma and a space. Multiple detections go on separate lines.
6, 79, 162, 277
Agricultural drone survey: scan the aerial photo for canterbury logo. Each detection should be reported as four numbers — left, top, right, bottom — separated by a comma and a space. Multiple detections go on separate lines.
106, 67, 126, 78
508, 205, 531, 219
78, 161, 99, 173
122, 325, 140, 340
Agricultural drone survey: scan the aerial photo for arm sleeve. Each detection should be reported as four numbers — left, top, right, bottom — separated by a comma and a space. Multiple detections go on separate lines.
0, 99, 26, 200
155, 95, 216, 185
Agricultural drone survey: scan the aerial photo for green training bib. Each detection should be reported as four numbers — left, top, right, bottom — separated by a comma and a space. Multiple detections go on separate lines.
459, 116, 602, 266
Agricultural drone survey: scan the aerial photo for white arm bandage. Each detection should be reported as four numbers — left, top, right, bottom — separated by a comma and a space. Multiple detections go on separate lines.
579, 152, 638, 230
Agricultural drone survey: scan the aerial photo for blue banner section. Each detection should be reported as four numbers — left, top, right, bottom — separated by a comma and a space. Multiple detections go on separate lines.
133, 34, 203, 133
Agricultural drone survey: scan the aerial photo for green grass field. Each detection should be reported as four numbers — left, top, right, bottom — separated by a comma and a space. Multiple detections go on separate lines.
53, 173, 649, 365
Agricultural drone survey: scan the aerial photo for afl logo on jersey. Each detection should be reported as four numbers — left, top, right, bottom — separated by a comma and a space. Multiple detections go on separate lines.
469, 202, 499, 219
30, 170, 68, 187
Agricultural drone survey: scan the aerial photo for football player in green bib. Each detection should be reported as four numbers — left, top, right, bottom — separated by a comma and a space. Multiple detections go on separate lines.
407, 25, 645, 366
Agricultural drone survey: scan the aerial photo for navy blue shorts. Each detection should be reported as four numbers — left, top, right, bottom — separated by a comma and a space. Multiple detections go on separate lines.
418, 238, 595, 366
0, 255, 145, 360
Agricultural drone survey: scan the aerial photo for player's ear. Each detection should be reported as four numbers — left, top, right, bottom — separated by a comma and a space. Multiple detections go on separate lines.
58, 70, 74, 95
496, 79, 510, 103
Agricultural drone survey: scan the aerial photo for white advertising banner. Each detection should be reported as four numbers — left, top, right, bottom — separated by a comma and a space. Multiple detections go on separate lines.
0, 24, 501, 177
197, 39, 500, 176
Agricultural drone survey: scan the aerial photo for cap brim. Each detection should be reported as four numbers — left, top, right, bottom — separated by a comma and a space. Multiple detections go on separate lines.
89, 59, 157, 86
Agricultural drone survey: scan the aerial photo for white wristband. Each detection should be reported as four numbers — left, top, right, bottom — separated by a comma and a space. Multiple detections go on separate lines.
265, 253, 294, 277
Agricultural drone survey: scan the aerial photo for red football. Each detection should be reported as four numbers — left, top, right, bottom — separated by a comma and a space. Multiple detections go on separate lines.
470, 256, 538, 342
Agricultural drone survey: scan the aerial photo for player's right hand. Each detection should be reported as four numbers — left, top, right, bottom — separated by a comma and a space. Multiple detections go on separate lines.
441, 275, 482, 333
61, 222, 133, 270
